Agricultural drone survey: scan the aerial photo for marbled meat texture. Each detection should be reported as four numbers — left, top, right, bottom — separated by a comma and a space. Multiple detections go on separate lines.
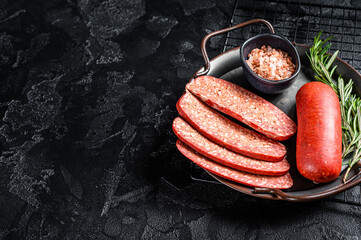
176, 140, 293, 189
186, 76, 297, 141
176, 91, 286, 161
173, 117, 290, 175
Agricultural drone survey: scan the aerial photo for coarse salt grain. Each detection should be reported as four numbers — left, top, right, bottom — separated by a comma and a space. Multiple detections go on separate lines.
246, 45, 296, 81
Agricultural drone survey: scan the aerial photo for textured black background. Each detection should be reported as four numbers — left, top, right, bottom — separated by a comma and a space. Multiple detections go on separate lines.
1, 0, 361, 239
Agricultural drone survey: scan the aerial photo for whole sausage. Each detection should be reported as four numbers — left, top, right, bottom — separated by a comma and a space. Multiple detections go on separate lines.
176, 140, 293, 189
172, 117, 290, 175
296, 82, 342, 183
186, 76, 297, 141
177, 91, 286, 161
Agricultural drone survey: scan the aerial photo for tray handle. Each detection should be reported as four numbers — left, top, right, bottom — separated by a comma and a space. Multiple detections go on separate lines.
194, 19, 275, 78
253, 169, 361, 202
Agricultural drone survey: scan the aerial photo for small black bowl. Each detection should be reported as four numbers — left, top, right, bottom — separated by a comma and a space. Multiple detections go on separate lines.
240, 33, 301, 94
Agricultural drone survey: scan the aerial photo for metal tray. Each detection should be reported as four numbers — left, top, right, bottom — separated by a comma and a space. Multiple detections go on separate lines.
182, 19, 361, 201
189, 43, 361, 201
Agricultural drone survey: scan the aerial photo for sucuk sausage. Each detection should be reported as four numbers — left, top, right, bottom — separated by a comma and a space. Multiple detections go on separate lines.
296, 82, 342, 183
176, 140, 293, 189
186, 76, 297, 141
172, 117, 290, 175
176, 91, 286, 161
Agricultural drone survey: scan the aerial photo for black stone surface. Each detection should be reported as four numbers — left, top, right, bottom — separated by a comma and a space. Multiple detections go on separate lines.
0, 0, 361, 239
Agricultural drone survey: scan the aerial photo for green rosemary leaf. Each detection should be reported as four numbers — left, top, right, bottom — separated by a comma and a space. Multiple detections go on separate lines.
326, 50, 339, 70
329, 65, 337, 78
320, 43, 332, 56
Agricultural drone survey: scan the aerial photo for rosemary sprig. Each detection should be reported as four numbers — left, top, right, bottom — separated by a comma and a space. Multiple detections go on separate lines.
306, 32, 361, 182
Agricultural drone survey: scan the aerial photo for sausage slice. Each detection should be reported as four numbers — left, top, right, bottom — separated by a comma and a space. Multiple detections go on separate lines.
176, 91, 286, 161
176, 140, 293, 189
186, 76, 297, 141
173, 117, 290, 175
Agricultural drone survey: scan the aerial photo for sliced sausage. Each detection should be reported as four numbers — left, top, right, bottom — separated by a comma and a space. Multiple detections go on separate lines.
186, 76, 297, 141
176, 140, 293, 189
296, 82, 342, 183
176, 91, 286, 161
173, 117, 290, 175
